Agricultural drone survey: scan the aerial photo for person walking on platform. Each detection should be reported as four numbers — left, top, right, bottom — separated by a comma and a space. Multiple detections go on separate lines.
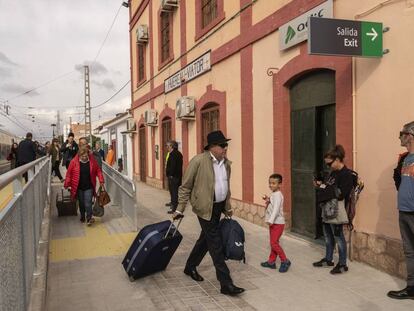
17, 132, 37, 182
64, 147, 105, 225
61, 132, 78, 169
7, 142, 18, 170
173, 130, 245, 296
50, 138, 64, 182
106, 145, 115, 167
166, 140, 183, 214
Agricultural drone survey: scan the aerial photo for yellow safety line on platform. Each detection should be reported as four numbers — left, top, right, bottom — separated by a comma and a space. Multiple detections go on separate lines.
0, 184, 13, 211
50, 222, 136, 262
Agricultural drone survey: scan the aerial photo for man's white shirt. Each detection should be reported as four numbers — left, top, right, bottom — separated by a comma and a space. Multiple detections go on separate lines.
210, 153, 228, 203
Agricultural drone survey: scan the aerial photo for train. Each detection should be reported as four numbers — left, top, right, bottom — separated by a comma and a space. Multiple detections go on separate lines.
0, 129, 20, 174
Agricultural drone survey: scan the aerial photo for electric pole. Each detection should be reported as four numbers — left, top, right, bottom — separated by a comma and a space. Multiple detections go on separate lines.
84, 65, 92, 144
69, 116, 72, 133
56, 110, 61, 141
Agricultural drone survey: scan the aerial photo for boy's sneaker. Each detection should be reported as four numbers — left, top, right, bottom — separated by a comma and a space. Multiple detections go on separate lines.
260, 261, 276, 269
80, 216, 86, 223
279, 260, 291, 273
330, 263, 348, 274
313, 258, 334, 267
87, 217, 95, 226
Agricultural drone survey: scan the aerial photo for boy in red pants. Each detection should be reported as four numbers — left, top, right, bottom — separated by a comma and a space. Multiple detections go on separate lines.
261, 174, 291, 272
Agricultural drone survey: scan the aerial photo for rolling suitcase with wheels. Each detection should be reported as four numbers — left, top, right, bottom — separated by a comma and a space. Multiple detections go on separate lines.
122, 219, 182, 281
56, 188, 77, 216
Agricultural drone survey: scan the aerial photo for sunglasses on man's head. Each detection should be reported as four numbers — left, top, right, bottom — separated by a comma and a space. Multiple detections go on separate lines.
400, 131, 412, 137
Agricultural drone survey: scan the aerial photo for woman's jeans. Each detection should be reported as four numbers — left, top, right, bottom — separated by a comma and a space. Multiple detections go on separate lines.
323, 223, 347, 265
78, 189, 93, 219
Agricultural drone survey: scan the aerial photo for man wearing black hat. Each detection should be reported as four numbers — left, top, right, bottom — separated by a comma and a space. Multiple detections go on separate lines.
173, 130, 245, 296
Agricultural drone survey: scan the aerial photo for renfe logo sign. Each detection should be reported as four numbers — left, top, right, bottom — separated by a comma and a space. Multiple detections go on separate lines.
279, 0, 333, 51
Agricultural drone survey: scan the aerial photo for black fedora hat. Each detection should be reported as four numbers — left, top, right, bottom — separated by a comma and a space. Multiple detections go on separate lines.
204, 130, 231, 150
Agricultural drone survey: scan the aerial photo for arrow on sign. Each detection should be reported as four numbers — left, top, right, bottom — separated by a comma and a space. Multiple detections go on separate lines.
366, 28, 378, 41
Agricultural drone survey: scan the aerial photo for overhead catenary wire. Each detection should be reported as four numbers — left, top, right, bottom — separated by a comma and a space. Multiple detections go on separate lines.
91, 80, 130, 109
6, 70, 76, 103
93, 3, 123, 62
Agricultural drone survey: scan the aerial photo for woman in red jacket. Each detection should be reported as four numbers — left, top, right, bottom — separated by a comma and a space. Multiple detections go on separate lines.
64, 147, 105, 225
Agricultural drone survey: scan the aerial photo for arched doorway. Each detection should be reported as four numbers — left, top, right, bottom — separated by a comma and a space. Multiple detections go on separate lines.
139, 125, 147, 182
161, 117, 172, 189
290, 70, 336, 238
201, 103, 220, 150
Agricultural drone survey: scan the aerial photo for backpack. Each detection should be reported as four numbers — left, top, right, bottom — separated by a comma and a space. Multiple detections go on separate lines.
346, 170, 364, 231
219, 218, 246, 263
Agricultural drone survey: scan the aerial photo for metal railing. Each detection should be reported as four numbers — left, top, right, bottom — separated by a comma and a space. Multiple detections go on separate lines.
102, 162, 138, 229
0, 156, 51, 311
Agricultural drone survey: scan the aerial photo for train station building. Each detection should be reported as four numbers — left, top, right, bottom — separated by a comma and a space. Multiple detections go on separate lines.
127, 0, 414, 278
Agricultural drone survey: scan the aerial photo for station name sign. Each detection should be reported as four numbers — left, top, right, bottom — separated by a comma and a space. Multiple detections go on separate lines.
164, 51, 211, 93
308, 17, 383, 57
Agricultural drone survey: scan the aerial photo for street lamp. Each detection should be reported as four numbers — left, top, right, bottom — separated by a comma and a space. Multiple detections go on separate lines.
51, 123, 56, 138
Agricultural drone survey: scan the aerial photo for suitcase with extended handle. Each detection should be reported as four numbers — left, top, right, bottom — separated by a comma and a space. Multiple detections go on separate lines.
122, 219, 182, 281
56, 188, 77, 217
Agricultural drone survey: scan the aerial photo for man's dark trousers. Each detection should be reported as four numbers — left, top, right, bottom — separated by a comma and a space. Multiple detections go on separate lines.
185, 201, 232, 286
400, 211, 414, 287
168, 176, 181, 211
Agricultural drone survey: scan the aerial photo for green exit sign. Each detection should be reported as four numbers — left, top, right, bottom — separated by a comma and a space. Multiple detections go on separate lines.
308, 17, 383, 58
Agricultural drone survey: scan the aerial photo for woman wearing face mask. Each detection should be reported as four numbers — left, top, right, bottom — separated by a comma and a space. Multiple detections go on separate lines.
64, 146, 105, 225
312, 144, 354, 274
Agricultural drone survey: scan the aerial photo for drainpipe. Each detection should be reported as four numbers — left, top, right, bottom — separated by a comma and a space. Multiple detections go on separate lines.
349, 57, 357, 261
352, 57, 357, 171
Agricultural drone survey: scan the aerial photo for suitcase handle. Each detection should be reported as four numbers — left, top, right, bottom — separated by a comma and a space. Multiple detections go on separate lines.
164, 218, 182, 239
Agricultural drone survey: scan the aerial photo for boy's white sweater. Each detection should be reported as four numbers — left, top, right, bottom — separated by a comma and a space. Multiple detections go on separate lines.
265, 191, 285, 224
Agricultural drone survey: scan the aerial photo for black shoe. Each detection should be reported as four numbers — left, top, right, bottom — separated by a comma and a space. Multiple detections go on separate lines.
167, 208, 176, 214
184, 267, 204, 282
260, 261, 276, 269
313, 258, 334, 267
80, 216, 86, 223
165, 202, 172, 207
330, 263, 348, 274
220, 284, 245, 296
387, 287, 414, 300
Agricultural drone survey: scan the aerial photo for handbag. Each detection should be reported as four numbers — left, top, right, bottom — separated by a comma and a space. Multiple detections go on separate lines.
98, 186, 111, 207
92, 198, 105, 217
321, 198, 338, 220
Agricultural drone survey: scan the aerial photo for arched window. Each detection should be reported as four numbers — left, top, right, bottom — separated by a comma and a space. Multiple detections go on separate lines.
201, 102, 220, 150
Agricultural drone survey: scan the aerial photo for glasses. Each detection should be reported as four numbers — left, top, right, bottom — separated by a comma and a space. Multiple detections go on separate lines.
400, 131, 412, 137
218, 143, 228, 148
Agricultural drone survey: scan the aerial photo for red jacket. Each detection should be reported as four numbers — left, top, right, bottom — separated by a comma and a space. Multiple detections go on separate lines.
64, 153, 104, 200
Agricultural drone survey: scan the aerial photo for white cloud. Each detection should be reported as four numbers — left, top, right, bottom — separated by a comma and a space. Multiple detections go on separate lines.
0, 0, 131, 140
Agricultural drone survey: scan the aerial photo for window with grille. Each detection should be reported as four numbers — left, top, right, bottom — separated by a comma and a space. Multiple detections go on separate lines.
160, 12, 171, 63
137, 44, 145, 83
201, 0, 218, 29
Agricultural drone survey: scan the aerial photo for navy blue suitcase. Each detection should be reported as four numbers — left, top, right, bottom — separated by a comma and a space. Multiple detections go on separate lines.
122, 219, 183, 281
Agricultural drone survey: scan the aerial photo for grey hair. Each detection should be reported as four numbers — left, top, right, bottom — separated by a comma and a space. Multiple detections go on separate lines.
403, 121, 414, 135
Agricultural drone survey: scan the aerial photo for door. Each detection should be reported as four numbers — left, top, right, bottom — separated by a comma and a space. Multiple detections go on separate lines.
291, 108, 317, 237
139, 126, 146, 182
290, 70, 335, 238
122, 134, 128, 175
161, 118, 172, 190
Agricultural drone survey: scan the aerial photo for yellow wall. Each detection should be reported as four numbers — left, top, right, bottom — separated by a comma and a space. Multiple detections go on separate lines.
129, 0, 414, 242
252, 0, 290, 25
351, 1, 414, 239
251, 31, 300, 205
